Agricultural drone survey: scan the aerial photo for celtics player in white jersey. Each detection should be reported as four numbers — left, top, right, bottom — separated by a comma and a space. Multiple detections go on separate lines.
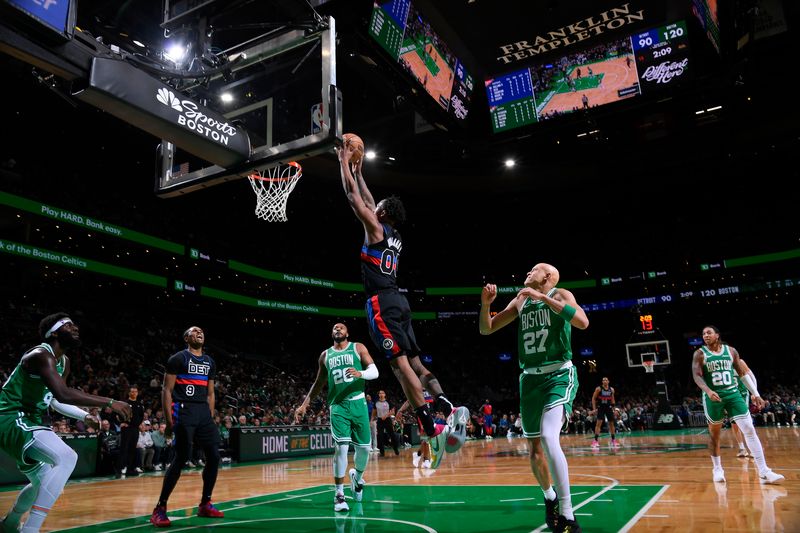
295, 323, 379, 512
691, 325, 783, 484
480, 264, 588, 533
0, 313, 131, 533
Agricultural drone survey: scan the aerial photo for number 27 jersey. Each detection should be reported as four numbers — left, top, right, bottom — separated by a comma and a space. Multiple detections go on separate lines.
166, 350, 216, 403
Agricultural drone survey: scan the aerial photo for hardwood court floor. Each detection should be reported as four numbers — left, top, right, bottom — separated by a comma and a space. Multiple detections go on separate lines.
3, 426, 797, 532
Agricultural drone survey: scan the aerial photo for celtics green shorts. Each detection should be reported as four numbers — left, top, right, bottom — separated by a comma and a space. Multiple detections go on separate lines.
0, 412, 49, 473
519, 365, 579, 438
330, 397, 371, 446
703, 388, 750, 424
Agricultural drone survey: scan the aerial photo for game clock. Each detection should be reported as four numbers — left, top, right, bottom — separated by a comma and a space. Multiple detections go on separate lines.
632, 21, 692, 91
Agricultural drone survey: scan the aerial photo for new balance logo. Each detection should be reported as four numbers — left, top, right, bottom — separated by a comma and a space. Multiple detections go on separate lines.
657, 414, 674, 424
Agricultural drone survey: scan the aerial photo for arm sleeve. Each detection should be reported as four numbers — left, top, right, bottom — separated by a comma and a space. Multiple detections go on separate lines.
741, 373, 761, 398
360, 364, 379, 380
50, 399, 90, 421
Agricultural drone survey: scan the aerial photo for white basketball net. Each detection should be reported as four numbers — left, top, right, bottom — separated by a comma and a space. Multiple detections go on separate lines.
643, 361, 655, 373
247, 162, 302, 222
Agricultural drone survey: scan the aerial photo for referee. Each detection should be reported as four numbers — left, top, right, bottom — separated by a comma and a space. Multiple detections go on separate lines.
150, 326, 224, 527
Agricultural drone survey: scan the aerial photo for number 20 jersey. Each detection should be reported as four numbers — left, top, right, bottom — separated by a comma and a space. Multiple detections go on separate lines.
166, 350, 216, 403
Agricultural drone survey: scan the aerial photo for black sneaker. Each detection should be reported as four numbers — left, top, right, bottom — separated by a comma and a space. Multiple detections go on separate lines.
554, 516, 581, 533
544, 495, 559, 530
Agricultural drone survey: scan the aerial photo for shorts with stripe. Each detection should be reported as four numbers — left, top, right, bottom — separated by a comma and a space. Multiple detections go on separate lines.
0, 412, 49, 473
330, 397, 371, 446
704, 388, 749, 424
519, 365, 579, 438
365, 290, 420, 359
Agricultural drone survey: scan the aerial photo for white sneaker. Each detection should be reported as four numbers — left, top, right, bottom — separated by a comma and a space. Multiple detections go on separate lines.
759, 470, 785, 484
154, 464, 162, 471
422, 459, 431, 469
121, 467, 127, 474
412, 451, 422, 468
486, 435, 493, 440
712, 467, 726, 483
135, 467, 144, 473
349, 468, 364, 502
334, 492, 349, 512
445, 406, 469, 454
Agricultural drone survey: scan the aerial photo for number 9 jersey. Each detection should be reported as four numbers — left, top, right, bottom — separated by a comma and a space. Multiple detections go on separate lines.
166, 350, 216, 403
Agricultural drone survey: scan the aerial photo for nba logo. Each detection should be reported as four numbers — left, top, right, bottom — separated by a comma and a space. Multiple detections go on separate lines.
311, 103, 323, 134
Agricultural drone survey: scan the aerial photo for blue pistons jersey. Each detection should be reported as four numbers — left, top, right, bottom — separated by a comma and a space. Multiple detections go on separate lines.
166, 350, 216, 403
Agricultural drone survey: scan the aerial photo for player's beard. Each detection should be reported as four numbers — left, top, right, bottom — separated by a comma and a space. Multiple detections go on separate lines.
55, 329, 82, 349
333, 333, 347, 343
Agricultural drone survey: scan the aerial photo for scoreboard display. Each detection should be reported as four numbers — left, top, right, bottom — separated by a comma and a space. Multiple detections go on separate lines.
486, 20, 693, 134
632, 21, 692, 91
486, 69, 538, 132
369, 0, 474, 123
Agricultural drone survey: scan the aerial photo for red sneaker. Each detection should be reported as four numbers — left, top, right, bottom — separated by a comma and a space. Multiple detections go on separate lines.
150, 505, 171, 527
198, 501, 224, 518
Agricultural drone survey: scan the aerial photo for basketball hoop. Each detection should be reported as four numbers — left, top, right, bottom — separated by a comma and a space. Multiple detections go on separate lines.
247, 162, 302, 222
643, 361, 655, 373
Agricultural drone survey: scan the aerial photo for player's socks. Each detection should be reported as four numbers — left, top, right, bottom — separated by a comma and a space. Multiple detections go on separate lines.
415, 405, 435, 437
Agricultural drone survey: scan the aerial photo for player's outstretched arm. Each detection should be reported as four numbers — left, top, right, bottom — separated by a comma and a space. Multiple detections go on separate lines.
295, 352, 328, 424
33, 350, 131, 420
479, 284, 520, 335
352, 157, 376, 210
337, 146, 382, 242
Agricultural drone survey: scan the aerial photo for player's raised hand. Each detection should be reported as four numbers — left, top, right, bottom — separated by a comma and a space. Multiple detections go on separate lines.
517, 287, 545, 301
294, 403, 308, 424
481, 284, 498, 305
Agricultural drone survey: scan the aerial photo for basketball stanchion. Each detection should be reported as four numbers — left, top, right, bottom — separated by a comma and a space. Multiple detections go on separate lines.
247, 162, 302, 222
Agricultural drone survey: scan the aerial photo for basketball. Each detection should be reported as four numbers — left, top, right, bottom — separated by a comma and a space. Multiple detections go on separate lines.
343, 133, 365, 163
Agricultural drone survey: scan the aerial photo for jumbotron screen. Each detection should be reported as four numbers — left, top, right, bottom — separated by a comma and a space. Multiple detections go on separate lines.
368, 0, 474, 123
486, 20, 692, 133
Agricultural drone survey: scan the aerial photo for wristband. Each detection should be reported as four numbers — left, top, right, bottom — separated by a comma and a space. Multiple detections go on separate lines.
558, 304, 576, 321
107, 399, 114, 408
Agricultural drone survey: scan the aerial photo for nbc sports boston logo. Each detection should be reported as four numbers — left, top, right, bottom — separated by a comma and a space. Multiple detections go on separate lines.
155, 88, 239, 145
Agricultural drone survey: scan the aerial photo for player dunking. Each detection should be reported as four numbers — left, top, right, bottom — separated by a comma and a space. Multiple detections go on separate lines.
692, 325, 783, 484
337, 142, 469, 468
481, 264, 588, 533
0, 313, 131, 533
151, 327, 224, 527
295, 323, 379, 511
591, 377, 619, 448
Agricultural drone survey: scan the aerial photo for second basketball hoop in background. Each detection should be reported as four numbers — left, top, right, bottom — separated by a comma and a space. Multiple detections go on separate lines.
248, 162, 302, 222
343, 133, 365, 163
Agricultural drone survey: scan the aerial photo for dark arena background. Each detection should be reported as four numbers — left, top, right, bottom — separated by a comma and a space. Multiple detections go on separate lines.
1, 0, 798, 531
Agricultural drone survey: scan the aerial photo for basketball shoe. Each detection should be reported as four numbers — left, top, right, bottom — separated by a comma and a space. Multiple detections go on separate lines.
445, 406, 470, 453
554, 515, 582, 532
198, 501, 224, 518
544, 493, 559, 530
759, 470, 785, 484
428, 424, 451, 469
349, 468, 364, 502
150, 505, 171, 527
712, 467, 726, 483
334, 492, 349, 512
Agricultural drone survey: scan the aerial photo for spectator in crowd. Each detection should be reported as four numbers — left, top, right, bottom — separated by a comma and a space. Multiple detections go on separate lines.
137, 420, 155, 471
98, 419, 121, 477
151, 422, 171, 471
